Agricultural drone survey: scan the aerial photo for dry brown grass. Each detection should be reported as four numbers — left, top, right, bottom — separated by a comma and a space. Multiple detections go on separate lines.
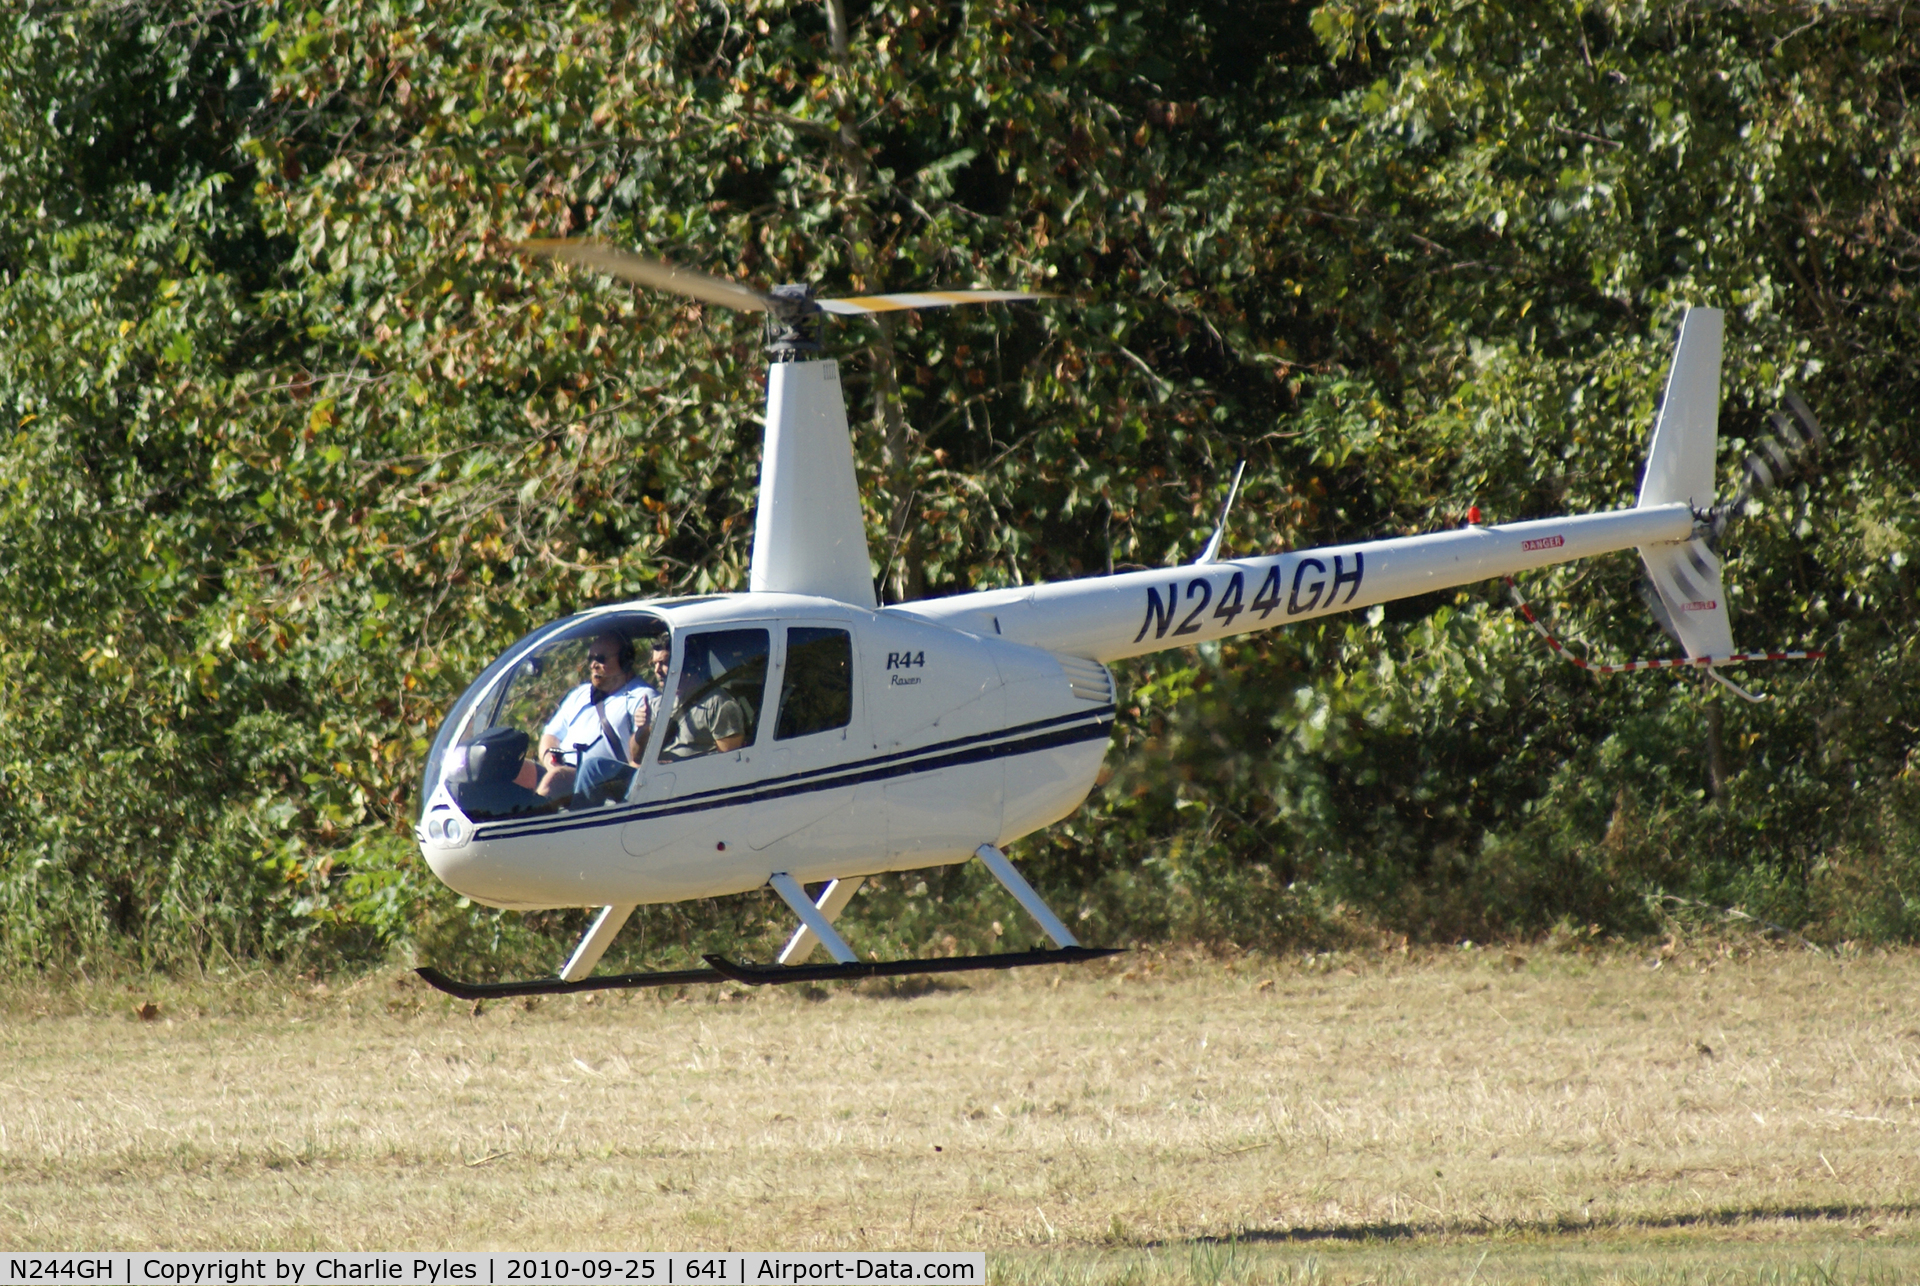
2, 941, 1918, 1281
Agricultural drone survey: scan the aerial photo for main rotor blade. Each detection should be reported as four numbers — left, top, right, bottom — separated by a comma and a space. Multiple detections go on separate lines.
517, 239, 769, 313
817, 289, 1053, 316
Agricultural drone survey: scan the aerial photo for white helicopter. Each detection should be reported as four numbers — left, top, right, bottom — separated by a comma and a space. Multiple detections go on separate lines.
414, 246, 1821, 999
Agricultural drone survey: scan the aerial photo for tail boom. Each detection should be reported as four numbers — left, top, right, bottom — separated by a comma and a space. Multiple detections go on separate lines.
901, 503, 1695, 663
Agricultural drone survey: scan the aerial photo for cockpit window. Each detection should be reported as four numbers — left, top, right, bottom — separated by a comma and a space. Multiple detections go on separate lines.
776, 627, 853, 740
431, 611, 668, 818
658, 628, 770, 762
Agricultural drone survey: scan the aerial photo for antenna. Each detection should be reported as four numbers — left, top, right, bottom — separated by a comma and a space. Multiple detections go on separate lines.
878, 487, 919, 605
1194, 461, 1248, 564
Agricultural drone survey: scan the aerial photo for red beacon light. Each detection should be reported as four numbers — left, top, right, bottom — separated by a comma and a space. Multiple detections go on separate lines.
1467, 505, 1483, 526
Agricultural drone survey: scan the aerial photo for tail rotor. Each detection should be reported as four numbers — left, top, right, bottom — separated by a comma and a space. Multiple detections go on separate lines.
1638, 385, 1829, 697
1707, 391, 1826, 548
1514, 310, 1828, 699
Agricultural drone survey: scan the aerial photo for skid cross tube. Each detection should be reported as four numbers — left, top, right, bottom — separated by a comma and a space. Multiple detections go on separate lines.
778, 877, 864, 965
975, 844, 1078, 949
560, 903, 636, 982
769, 872, 859, 963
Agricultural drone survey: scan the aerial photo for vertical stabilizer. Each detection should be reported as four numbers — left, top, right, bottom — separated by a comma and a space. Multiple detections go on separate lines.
1637, 307, 1723, 511
1635, 307, 1734, 658
750, 359, 877, 607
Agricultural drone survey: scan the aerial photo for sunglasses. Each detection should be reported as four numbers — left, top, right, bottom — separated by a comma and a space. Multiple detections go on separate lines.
588, 652, 614, 664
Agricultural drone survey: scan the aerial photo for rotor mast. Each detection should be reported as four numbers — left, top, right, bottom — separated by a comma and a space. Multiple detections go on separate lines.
753, 337, 877, 607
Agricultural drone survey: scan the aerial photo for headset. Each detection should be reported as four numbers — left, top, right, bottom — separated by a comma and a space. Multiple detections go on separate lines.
588, 630, 637, 674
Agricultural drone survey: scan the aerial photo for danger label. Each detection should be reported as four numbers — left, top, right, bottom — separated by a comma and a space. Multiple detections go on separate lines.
1521, 535, 1565, 551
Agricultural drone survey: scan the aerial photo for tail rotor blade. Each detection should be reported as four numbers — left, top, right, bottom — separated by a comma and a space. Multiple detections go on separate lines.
1640, 578, 1683, 646
1766, 412, 1797, 458
516, 239, 771, 314
1784, 391, 1827, 451
1759, 433, 1794, 479
1711, 391, 1829, 550
817, 289, 1053, 316
1768, 410, 1808, 455
1743, 389, 1830, 500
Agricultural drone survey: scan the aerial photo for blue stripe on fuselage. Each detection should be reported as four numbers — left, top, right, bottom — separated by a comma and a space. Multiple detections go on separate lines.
465, 706, 1116, 843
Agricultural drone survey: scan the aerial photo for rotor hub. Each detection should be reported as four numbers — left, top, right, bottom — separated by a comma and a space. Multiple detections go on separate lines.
764, 284, 823, 360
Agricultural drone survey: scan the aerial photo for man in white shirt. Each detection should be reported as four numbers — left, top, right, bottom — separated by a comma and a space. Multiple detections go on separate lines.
536, 631, 656, 803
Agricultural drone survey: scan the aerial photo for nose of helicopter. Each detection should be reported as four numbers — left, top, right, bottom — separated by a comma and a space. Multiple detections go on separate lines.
421, 819, 647, 909
420, 831, 551, 909
421, 830, 488, 897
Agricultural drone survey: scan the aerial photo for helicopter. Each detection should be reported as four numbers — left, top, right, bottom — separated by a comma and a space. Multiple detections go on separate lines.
414, 248, 1822, 1001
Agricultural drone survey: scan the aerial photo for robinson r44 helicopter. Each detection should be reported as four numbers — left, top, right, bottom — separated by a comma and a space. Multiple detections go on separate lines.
415, 245, 1822, 1000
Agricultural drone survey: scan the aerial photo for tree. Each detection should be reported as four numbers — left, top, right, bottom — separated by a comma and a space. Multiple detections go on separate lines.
4, 0, 1919, 970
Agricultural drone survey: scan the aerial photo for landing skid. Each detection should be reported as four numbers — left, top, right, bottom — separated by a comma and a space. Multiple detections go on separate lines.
415, 963, 723, 1000
418, 844, 1108, 1002
414, 945, 1118, 1001
705, 945, 1120, 986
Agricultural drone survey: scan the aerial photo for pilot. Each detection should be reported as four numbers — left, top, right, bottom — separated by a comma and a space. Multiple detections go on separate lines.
537, 630, 656, 803
659, 644, 748, 760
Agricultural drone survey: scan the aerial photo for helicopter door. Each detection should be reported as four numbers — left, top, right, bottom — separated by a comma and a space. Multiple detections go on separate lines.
654, 628, 772, 764
748, 623, 864, 852
621, 627, 772, 860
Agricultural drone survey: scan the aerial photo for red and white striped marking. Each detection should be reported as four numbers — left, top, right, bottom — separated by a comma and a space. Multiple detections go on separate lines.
1504, 578, 1824, 675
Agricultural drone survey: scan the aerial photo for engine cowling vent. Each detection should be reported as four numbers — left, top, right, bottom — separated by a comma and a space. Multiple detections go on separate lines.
1057, 654, 1115, 704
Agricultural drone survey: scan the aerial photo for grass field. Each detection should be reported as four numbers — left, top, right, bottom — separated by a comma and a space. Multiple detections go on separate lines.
2, 939, 1917, 1283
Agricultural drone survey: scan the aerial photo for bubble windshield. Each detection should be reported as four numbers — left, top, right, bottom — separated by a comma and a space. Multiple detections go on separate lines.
422, 611, 669, 821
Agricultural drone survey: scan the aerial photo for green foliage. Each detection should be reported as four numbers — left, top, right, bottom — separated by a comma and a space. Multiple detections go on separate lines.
3, 0, 1920, 970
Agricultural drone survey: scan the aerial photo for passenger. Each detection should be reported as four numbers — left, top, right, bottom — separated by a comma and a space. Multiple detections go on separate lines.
659, 645, 748, 760
537, 630, 656, 803
618, 633, 679, 767
644, 638, 671, 716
